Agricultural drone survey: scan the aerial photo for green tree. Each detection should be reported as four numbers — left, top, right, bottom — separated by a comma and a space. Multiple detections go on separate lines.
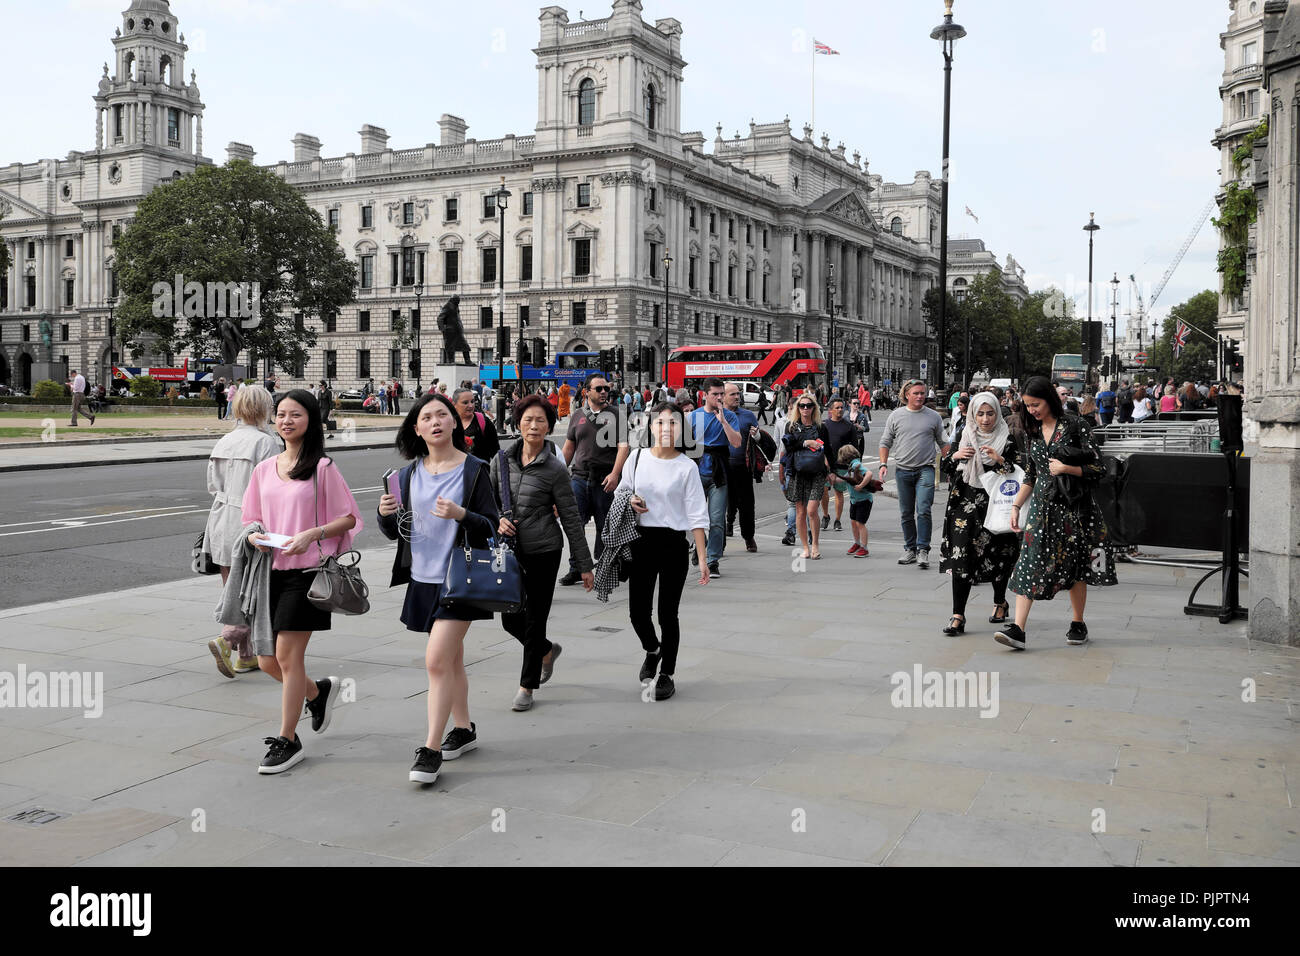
922, 286, 964, 386
1008, 287, 1080, 383
956, 272, 1017, 382
1147, 290, 1219, 384
129, 374, 163, 398
113, 160, 356, 369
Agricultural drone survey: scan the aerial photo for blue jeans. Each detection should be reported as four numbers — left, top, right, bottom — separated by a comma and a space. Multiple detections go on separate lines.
568, 475, 614, 573
894, 465, 936, 552
701, 474, 727, 564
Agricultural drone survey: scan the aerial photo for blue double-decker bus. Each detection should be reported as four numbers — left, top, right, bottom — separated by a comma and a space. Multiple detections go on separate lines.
478, 351, 609, 389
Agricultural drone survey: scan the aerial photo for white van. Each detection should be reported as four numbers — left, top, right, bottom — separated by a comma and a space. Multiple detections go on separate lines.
726, 381, 775, 410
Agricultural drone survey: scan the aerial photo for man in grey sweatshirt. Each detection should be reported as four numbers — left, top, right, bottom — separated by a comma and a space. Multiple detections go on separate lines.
877, 379, 950, 569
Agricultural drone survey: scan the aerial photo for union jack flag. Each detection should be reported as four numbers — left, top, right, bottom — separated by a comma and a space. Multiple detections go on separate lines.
814, 40, 840, 55
1173, 320, 1190, 357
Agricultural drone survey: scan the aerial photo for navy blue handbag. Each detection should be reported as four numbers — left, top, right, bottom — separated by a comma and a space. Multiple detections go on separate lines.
438, 452, 524, 614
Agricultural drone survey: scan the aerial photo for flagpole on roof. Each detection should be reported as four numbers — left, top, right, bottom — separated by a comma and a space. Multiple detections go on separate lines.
810, 40, 815, 139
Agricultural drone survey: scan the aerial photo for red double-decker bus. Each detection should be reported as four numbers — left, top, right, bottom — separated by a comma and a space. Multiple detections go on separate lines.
662, 342, 826, 394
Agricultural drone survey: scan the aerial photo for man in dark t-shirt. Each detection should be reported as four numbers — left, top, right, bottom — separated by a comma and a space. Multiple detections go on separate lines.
559, 374, 630, 585
821, 397, 858, 533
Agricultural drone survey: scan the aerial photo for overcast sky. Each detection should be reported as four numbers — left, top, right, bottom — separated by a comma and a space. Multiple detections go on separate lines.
5, 0, 1236, 333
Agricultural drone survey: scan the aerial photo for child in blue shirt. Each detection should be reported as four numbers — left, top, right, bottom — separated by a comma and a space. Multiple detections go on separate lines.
832, 444, 875, 556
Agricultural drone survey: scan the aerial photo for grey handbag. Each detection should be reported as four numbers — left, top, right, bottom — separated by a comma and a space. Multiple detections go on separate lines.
306, 466, 371, 615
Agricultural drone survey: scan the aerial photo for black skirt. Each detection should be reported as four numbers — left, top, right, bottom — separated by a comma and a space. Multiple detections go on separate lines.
401, 580, 494, 633
269, 568, 332, 633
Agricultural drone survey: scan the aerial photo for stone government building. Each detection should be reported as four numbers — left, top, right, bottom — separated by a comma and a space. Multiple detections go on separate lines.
1, 0, 949, 392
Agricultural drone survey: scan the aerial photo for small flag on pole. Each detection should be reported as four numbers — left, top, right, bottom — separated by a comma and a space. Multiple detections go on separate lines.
1173, 320, 1190, 357
965, 206, 979, 223
814, 40, 840, 55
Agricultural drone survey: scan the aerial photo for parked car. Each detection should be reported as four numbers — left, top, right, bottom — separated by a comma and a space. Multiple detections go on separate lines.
337, 388, 363, 401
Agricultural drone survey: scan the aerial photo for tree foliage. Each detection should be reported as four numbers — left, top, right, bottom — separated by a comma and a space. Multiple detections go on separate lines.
129, 374, 163, 398
1146, 290, 1219, 384
113, 160, 356, 368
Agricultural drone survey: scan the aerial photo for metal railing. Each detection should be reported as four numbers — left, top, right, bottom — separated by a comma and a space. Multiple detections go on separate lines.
1095, 419, 1220, 458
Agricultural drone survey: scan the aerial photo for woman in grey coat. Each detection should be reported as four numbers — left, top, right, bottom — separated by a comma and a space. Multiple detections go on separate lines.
203, 385, 280, 677
490, 393, 594, 711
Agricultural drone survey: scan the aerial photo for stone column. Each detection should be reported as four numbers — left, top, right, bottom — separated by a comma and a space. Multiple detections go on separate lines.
858, 247, 870, 324
808, 233, 823, 314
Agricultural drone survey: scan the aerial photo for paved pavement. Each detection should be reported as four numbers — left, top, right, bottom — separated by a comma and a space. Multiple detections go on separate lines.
0, 476, 1295, 866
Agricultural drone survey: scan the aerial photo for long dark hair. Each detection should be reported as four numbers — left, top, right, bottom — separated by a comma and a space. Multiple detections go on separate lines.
1016, 375, 1065, 435
395, 392, 466, 460
276, 389, 325, 480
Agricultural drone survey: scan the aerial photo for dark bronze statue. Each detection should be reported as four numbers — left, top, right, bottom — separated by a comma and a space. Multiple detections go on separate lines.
217, 316, 244, 365
437, 295, 472, 366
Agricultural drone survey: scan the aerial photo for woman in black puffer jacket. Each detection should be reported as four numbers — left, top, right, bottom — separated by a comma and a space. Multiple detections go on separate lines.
490, 394, 594, 711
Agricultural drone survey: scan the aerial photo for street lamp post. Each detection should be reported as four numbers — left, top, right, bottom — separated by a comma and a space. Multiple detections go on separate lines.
931, 0, 966, 395
662, 248, 672, 387
826, 261, 837, 395
545, 299, 555, 374
412, 283, 423, 389
1109, 272, 1119, 384
1083, 212, 1100, 381
495, 177, 511, 416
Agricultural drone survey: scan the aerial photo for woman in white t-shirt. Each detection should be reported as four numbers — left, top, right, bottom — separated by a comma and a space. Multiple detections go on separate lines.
1131, 385, 1155, 421
616, 402, 710, 701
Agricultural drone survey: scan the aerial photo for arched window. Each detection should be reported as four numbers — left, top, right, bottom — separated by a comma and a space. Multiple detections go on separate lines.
890, 217, 903, 235
125, 52, 136, 81
645, 84, 656, 130
952, 277, 968, 304
578, 78, 595, 127
159, 55, 172, 85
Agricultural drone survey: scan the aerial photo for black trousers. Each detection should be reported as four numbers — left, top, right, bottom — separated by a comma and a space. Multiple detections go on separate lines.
725, 462, 755, 542
501, 548, 562, 690
952, 574, 1009, 616
628, 526, 689, 676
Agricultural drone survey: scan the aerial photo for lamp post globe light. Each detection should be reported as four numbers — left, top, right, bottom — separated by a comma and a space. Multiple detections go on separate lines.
662, 248, 672, 386
931, 0, 966, 395
1083, 212, 1100, 379
412, 282, 423, 388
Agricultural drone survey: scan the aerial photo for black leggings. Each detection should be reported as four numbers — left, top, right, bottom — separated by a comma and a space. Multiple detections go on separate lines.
952, 575, 1008, 616
501, 549, 562, 690
628, 526, 689, 675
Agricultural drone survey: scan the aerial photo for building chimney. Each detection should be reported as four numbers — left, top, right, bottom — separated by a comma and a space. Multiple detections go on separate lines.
438, 115, 468, 146
358, 125, 389, 154
226, 142, 255, 164
291, 133, 321, 162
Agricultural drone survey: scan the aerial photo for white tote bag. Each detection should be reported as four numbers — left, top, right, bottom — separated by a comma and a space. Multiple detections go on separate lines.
978, 465, 1026, 536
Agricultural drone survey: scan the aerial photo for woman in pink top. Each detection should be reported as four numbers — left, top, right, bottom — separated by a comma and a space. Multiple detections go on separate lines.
240, 389, 363, 774
1159, 385, 1178, 414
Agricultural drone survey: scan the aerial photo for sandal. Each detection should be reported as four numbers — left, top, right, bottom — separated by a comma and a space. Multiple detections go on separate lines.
989, 601, 1010, 624
809, 550, 821, 560
942, 614, 966, 636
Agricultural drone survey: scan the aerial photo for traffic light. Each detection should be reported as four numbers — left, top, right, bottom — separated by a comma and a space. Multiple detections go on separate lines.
1101, 355, 1111, 378
496, 325, 510, 358
616, 346, 625, 379
643, 345, 656, 379
1225, 338, 1243, 376
628, 348, 641, 374
519, 341, 531, 365
598, 347, 615, 374
873, 357, 881, 381
532, 337, 547, 365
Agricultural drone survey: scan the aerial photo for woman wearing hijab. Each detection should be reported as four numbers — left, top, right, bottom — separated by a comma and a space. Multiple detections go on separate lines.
937, 393, 1021, 634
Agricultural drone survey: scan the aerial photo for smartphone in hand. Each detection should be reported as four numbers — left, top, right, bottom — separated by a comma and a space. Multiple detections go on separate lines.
382, 467, 404, 507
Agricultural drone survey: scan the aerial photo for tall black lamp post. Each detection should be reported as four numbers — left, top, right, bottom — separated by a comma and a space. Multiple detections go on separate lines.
494, 177, 511, 413
545, 298, 555, 373
107, 294, 119, 384
662, 248, 672, 385
931, 0, 966, 394
1109, 272, 1119, 383
412, 282, 423, 388
826, 261, 837, 395
1083, 212, 1099, 380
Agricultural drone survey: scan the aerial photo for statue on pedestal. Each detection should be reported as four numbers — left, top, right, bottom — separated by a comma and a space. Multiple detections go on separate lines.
437, 295, 472, 366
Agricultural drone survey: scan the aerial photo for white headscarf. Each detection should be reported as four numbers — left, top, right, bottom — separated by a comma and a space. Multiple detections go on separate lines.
958, 392, 1011, 485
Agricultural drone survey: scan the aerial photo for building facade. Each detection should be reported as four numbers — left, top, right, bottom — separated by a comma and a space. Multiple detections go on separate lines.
1213, 0, 1267, 350
0, 0, 943, 392
940, 237, 1028, 307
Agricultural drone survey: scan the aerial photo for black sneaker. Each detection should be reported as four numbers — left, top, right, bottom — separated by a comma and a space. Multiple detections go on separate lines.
257, 734, 304, 774
440, 722, 477, 759
725, 526, 735, 538
833, 519, 843, 532
558, 570, 582, 587
917, 550, 930, 570
1066, 621, 1090, 645
995, 623, 1027, 651
639, 652, 660, 683
653, 674, 675, 701
821, 515, 830, 531
708, 562, 721, 577
306, 675, 339, 734
409, 746, 442, 784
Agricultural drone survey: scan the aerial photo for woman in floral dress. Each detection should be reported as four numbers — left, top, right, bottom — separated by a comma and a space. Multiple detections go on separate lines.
938, 393, 1021, 635
997, 376, 1117, 651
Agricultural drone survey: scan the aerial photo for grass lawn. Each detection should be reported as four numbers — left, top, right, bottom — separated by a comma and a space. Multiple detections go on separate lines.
0, 427, 157, 439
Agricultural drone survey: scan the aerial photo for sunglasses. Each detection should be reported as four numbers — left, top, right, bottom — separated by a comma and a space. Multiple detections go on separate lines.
797, 403, 815, 409
591, 385, 610, 392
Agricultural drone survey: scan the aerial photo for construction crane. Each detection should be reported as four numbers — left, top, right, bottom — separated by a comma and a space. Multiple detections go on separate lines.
1149, 197, 1216, 313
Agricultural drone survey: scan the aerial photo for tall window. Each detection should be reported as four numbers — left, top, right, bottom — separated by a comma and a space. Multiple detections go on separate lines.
688, 256, 697, 290
402, 247, 415, 285
645, 84, 657, 130
360, 255, 373, 289
727, 265, 735, 298
522, 191, 534, 216
403, 202, 414, 225
113, 105, 123, 140
578, 78, 595, 126
168, 108, 180, 146
761, 273, 768, 304
325, 312, 337, 332
694, 312, 701, 334
762, 228, 769, 249
708, 261, 717, 294
649, 242, 659, 279
65, 280, 75, 308
65, 239, 74, 258
325, 350, 337, 379
444, 249, 459, 284
728, 218, 735, 240
359, 310, 371, 332
709, 213, 717, 235
390, 349, 402, 378
482, 247, 497, 283
746, 224, 752, 245
1243, 41, 1258, 65
445, 197, 458, 221
357, 350, 371, 379
390, 253, 398, 287
890, 217, 903, 235
361, 205, 373, 228
520, 245, 533, 281
572, 301, 587, 325
480, 306, 494, 329
389, 309, 401, 331
519, 305, 530, 328
745, 269, 753, 301
61, 321, 69, 340
648, 186, 657, 211
689, 205, 697, 229
577, 183, 591, 208
574, 238, 592, 276
483, 195, 496, 219
653, 304, 660, 328
327, 208, 339, 231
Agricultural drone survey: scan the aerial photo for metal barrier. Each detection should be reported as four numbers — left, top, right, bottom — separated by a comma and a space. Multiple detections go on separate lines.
1094, 420, 1219, 458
